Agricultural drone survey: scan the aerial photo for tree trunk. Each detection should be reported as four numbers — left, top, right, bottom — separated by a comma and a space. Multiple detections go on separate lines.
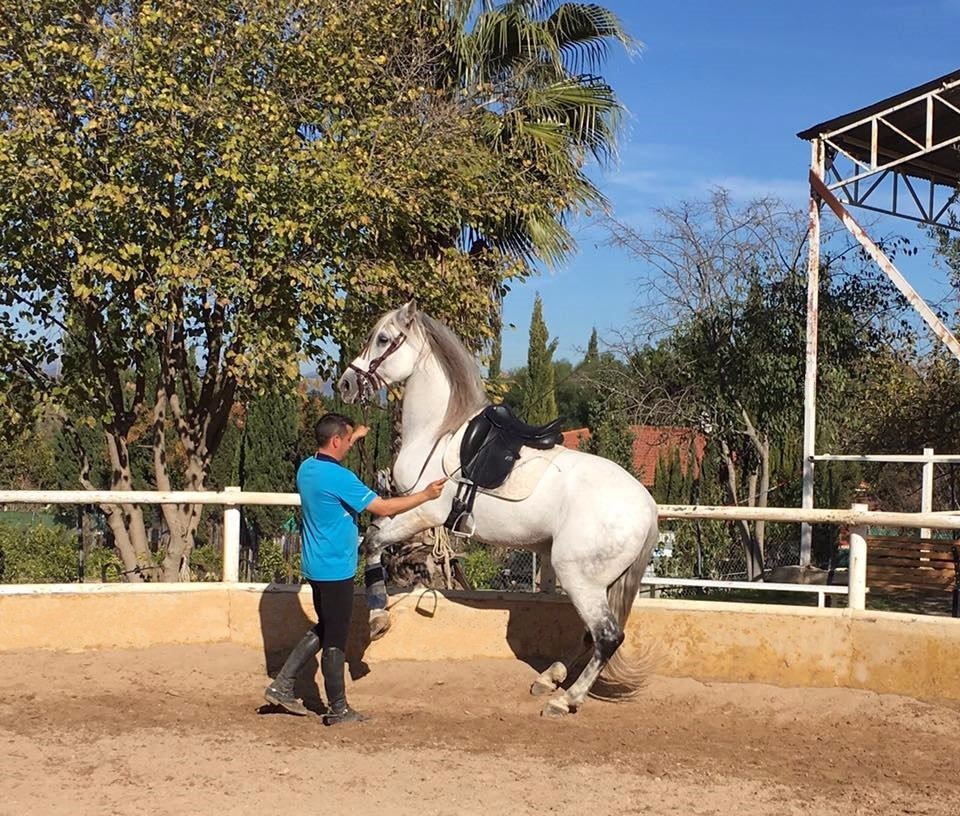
151, 393, 204, 581
100, 505, 145, 581
95, 430, 153, 580
737, 406, 770, 575
157, 459, 205, 582
756, 435, 770, 553
720, 439, 764, 580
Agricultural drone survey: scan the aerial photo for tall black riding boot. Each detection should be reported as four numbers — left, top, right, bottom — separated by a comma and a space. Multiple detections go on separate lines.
321, 647, 368, 724
264, 630, 320, 716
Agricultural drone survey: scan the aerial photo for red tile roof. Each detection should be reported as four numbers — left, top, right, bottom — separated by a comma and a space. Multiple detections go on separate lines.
630, 425, 706, 488
561, 427, 592, 449
561, 424, 705, 488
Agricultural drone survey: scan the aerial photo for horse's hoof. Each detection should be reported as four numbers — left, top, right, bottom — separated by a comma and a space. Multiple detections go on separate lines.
541, 698, 570, 718
530, 677, 557, 697
531, 661, 567, 696
369, 611, 391, 641
546, 661, 567, 684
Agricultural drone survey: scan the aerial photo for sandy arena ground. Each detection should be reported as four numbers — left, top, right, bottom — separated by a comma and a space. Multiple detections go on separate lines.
1, 643, 958, 816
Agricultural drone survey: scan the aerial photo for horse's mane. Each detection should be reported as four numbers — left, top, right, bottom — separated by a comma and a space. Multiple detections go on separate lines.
416, 313, 489, 437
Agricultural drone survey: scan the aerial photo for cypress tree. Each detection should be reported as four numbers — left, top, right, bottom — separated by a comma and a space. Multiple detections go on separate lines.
241, 392, 299, 537
520, 295, 558, 424
585, 327, 599, 365
488, 330, 502, 381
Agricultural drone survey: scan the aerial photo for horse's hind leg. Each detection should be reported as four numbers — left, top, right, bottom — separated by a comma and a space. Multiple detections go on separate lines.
541, 589, 623, 717
530, 632, 591, 696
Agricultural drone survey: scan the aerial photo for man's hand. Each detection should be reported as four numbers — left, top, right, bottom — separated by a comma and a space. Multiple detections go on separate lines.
349, 425, 370, 445
421, 478, 447, 501
367, 477, 448, 518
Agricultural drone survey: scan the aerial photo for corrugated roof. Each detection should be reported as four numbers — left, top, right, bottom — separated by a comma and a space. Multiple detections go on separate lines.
797, 68, 960, 187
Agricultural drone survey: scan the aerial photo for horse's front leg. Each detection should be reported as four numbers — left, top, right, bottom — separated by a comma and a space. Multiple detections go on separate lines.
362, 504, 448, 640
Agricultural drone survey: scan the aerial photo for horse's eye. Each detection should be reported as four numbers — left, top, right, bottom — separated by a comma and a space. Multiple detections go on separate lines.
377, 333, 390, 346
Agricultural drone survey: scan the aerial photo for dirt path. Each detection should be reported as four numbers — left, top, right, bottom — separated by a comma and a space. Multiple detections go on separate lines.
1, 644, 957, 815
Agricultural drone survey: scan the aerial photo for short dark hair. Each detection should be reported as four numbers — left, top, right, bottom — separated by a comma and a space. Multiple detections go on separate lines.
315, 413, 355, 447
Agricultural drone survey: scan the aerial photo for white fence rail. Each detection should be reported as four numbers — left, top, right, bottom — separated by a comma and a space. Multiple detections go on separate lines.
4, 489, 958, 611
639, 577, 850, 608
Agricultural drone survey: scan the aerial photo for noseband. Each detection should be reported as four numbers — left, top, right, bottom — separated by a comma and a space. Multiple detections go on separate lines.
348, 332, 407, 395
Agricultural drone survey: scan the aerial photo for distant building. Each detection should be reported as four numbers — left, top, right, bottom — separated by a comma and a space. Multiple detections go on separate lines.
561, 425, 706, 488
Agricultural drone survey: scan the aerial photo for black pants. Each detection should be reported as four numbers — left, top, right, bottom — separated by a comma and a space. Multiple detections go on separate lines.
308, 578, 355, 652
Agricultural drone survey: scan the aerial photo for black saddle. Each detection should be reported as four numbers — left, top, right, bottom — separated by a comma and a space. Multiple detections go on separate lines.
444, 404, 564, 535
481, 405, 565, 449
459, 405, 564, 489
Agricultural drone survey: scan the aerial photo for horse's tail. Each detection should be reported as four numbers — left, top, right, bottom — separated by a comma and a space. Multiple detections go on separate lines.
592, 522, 660, 701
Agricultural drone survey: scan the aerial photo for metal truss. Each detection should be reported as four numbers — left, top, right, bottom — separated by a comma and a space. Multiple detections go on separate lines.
820, 77, 960, 230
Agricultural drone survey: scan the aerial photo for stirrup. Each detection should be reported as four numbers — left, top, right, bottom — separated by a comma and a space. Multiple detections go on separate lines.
449, 511, 476, 539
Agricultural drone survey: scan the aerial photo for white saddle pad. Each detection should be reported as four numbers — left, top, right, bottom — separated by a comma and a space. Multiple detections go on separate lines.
441, 422, 567, 501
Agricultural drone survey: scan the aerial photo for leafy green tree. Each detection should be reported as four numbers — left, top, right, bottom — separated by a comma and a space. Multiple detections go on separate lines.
0, 523, 77, 583
241, 392, 298, 538
519, 295, 558, 424
296, 388, 328, 464
606, 191, 908, 576
0, 419, 57, 490
441, 1, 634, 265
1, 0, 635, 580
586, 394, 635, 476
335, 0, 637, 363
206, 407, 243, 492
585, 328, 600, 365
488, 330, 503, 383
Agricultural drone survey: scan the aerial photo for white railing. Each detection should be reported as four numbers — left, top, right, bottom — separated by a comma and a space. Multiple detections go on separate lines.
814, 448, 959, 538
639, 577, 851, 608
3, 489, 958, 610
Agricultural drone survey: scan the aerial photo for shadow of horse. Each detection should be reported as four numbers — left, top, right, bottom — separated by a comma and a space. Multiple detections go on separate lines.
393, 586, 585, 675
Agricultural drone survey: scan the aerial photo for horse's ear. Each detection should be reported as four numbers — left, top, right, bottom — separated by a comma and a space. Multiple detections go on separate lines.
397, 300, 418, 328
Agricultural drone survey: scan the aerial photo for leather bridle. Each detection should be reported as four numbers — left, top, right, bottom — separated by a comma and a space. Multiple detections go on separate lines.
347, 331, 407, 397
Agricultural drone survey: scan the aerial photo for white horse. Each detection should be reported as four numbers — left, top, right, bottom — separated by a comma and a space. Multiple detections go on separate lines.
337, 302, 659, 716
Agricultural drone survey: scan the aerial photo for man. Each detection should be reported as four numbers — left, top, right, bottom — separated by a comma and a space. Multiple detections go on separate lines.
264, 412, 445, 724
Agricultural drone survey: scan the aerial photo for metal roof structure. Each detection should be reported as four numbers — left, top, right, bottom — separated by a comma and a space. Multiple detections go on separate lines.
797, 70, 960, 228
796, 70, 960, 564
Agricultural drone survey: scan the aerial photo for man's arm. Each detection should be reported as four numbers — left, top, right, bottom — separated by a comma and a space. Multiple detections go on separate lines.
367, 478, 446, 517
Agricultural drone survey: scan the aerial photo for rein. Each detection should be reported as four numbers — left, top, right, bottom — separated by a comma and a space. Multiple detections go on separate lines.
390, 432, 452, 496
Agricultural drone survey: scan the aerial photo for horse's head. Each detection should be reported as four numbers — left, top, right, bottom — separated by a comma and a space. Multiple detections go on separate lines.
337, 301, 424, 403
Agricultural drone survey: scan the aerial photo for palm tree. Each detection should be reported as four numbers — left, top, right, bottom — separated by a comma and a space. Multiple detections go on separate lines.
440, 0, 637, 267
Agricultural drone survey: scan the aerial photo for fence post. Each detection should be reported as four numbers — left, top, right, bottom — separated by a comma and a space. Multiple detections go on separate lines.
222, 486, 241, 583
538, 553, 557, 593
848, 502, 868, 611
921, 447, 934, 539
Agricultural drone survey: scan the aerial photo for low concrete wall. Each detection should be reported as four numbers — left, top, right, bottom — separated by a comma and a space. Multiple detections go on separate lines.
0, 583, 234, 652
1, 584, 958, 701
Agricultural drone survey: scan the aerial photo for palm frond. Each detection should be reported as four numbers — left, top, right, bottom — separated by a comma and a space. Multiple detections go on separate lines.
547, 4, 639, 74
515, 77, 622, 162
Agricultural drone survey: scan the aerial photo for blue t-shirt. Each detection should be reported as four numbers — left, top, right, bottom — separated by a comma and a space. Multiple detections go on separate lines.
297, 454, 377, 581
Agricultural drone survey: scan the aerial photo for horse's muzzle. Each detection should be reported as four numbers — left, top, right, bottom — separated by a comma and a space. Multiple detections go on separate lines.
337, 370, 361, 404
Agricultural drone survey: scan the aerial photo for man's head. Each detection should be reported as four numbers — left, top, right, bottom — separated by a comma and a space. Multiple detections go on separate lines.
314, 412, 355, 461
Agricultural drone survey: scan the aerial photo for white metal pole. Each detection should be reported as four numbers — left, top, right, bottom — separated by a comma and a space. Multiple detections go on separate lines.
848, 503, 869, 612
801, 139, 825, 566
920, 447, 934, 540
222, 486, 242, 582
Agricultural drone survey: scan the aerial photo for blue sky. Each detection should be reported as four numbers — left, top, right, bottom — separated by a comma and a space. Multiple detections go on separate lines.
499, 0, 960, 369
